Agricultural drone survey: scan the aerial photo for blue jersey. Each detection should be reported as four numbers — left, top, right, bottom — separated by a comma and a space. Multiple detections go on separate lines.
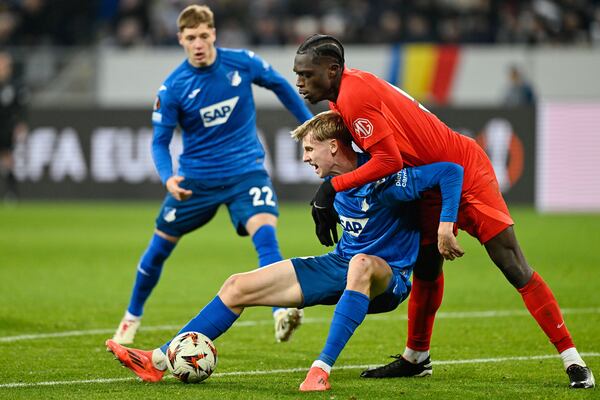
151, 48, 312, 183
333, 157, 463, 274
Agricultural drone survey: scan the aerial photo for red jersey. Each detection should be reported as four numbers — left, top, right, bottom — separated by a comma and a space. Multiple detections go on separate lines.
329, 67, 479, 192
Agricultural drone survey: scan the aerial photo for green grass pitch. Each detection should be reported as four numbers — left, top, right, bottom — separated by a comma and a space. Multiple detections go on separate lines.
0, 202, 598, 399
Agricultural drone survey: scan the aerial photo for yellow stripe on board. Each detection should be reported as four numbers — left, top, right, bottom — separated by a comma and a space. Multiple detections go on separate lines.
402, 44, 438, 102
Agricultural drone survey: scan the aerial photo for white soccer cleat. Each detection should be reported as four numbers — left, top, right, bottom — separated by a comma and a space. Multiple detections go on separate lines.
274, 308, 304, 343
112, 317, 141, 345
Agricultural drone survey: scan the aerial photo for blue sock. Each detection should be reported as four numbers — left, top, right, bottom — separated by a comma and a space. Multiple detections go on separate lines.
127, 234, 176, 317
252, 224, 282, 266
160, 295, 238, 354
318, 290, 370, 367
251, 224, 284, 314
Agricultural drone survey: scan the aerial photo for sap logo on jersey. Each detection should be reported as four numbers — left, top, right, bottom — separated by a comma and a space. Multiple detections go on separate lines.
339, 216, 369, 237
200, 96, 239, 127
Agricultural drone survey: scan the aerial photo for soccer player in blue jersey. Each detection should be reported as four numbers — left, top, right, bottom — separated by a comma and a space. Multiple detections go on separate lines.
111, 4, 313, 345
105, 111, 465, 391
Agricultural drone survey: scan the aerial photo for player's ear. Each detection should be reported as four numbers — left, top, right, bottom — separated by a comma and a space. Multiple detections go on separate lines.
329, 138, 338, 154
328, 63, 340, 79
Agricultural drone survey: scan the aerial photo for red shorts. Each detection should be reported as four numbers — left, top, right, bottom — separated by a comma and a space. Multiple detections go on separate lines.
419, 147, 514, 245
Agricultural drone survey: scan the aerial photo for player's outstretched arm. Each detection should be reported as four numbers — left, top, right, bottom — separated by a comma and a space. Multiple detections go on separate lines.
382, 162, 464, 260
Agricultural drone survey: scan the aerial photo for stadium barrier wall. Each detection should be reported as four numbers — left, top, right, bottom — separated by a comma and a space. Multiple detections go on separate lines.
13, 107, 535, 203
98, 45, 600, 107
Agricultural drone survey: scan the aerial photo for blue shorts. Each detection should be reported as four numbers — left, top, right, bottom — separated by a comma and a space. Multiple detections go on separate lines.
291, 253, 411, 313
155, 170, 279, 237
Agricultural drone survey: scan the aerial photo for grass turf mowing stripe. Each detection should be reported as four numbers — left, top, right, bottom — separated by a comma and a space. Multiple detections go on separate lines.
1, 307, 599, 343
1, 353, 599, 389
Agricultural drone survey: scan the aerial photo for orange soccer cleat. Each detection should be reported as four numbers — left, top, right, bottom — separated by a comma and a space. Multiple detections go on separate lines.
105, 339, 165, 382
299, 366, 331, 392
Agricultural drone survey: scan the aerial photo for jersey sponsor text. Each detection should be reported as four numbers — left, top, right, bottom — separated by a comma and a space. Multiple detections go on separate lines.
200, 97, 239, 127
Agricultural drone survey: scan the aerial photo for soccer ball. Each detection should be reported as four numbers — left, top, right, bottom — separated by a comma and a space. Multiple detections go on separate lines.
166, 331, 218, 383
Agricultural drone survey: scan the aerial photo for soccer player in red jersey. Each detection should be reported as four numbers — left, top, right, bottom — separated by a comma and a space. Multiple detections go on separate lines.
292, 34, 594, 389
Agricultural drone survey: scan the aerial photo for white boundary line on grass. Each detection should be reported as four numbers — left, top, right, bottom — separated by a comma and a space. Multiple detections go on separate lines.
1, 307, 599, 344
1, 353, 599, 389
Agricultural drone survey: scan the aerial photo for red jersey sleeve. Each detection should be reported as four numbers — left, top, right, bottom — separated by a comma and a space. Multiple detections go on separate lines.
335, 75, 400, 151
331, 135, 403, 192
329, 71, 405, 192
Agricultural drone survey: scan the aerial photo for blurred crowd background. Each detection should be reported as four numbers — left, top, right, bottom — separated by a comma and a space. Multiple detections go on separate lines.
1, 0, 600, 48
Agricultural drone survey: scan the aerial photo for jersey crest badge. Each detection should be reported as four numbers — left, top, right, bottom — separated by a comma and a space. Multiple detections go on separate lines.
228, 70, 242, 87
200, 96, 239, 127
361, 199, 370, 212
353, 118, 373, 139
163, 207, 177, 222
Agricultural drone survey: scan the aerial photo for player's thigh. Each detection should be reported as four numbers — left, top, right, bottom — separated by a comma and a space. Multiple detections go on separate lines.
154, 183, 221, 237
219, 260, 302, 307
458, 181, 514, 244
227, 170, 279, 237
458, 147, 515, 243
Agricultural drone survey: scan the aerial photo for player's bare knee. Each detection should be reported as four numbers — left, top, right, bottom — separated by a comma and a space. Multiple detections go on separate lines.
347, 254, 375, 286
219, 273, 249, 307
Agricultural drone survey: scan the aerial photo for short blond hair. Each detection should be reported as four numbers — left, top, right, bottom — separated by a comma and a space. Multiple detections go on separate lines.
177, 5, 215, 32
291, 111, 352, 144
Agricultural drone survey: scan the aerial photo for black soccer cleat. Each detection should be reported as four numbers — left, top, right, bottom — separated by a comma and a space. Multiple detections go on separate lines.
566, 364, 595, 389
360, 354, 432, 378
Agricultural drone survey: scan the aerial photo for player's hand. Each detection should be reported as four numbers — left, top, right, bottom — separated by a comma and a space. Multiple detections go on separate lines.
311, 180, 338, 246
166, 175, 193, 201
311, 205, 339, 246
437, 221, 464, 260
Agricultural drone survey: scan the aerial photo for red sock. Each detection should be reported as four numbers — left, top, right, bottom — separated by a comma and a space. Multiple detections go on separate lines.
518, 271, 574, 353
407, 274, 444, 351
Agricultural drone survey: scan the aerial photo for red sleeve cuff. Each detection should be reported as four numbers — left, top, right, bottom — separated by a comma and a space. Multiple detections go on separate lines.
331, 135, 403, 192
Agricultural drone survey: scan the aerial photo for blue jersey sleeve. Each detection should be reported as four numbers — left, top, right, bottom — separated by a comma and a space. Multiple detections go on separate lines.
245, 51, 312, 123
152, 125, 175, 185
152, 85, 179, 128
381, 162, 464, 222
151, 85, 179, 184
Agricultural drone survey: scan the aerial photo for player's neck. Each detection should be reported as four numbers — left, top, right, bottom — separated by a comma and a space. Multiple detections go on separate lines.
331, 148, 358, 175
